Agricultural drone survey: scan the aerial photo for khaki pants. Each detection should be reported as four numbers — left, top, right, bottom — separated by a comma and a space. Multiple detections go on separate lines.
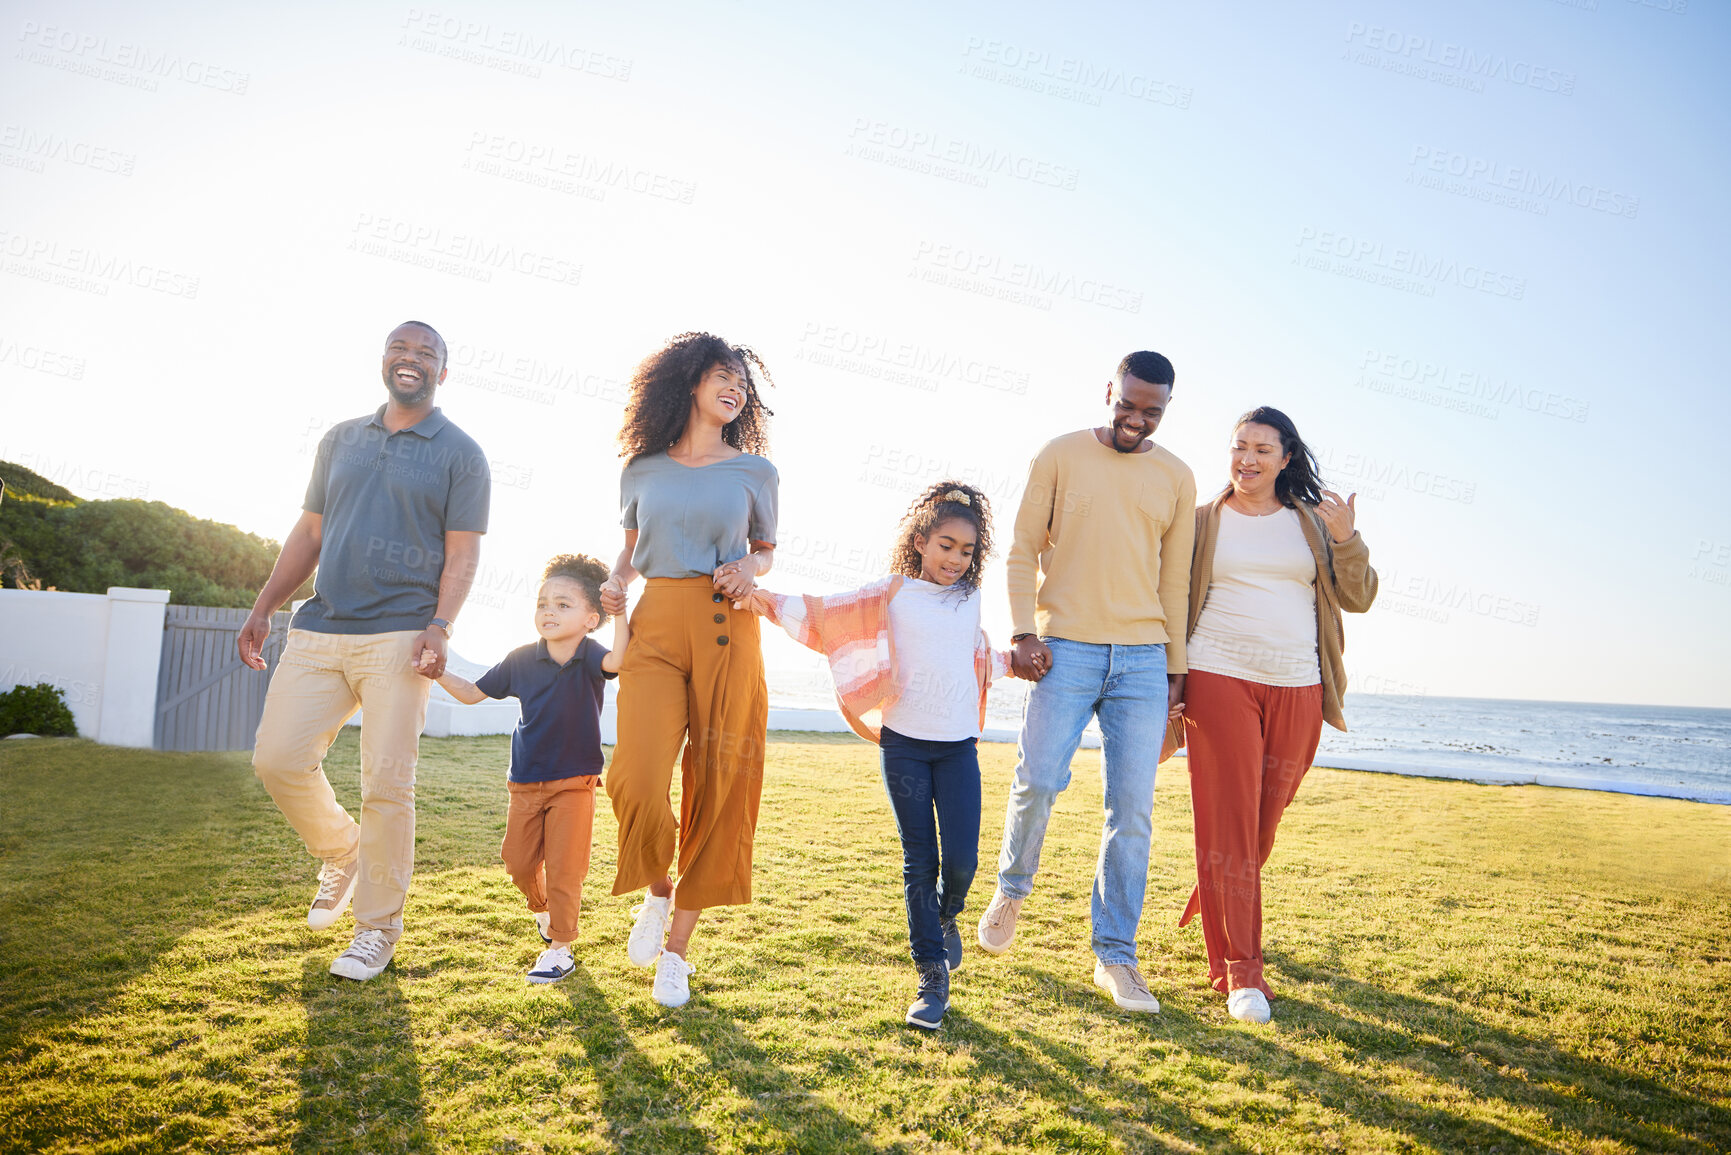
252, 628, 430, 944
502, 774, 598, 942
608, 577, 768, 910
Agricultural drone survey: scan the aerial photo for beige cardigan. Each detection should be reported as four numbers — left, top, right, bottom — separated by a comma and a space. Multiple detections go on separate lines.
1184, 493, 1378, 732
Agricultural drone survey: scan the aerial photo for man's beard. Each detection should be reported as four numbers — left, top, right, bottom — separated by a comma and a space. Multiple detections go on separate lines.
386, 379, 433, 406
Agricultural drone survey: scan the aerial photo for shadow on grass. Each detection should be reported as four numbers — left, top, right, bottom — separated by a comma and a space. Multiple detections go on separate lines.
943, 1000, 1262, 1154
0, 744, 273, 1048
295, 956, 429, 1153
1267, 954, 1731, 1152
667, 993, 893, 1155
561, 966, 715, 1154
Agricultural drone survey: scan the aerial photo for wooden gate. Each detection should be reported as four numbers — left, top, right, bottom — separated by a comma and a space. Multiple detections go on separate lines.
154, 606, 291, 751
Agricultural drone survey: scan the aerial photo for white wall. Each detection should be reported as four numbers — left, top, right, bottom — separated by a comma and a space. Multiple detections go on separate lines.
0, 586, 169, 745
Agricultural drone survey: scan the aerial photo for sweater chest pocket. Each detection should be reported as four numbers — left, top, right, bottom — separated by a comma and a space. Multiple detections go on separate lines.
1136, 481, 1172, 535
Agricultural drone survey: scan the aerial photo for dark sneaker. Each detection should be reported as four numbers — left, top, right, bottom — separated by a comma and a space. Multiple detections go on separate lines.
527, 946, 575, 984
940, 916, 964, 972
906, 960, 950, 1030
307, 858, 359, 930
330, 929, 394, 981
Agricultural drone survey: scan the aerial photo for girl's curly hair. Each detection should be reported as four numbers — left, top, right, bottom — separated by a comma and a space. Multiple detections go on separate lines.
889, 480, 994, 594
617, 331, 775, 461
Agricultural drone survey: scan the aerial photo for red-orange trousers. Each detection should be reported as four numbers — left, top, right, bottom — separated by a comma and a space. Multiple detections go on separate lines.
1178, 669, 1323, 997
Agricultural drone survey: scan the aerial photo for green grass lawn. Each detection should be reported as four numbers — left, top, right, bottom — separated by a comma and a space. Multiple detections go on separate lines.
1, 732, 1726, 1154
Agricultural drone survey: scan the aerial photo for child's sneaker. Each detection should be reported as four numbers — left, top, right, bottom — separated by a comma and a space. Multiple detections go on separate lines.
652, 950, 694, 1007
534, 911, 552, 944
527, 945, 575, 984
307, 858, 359, 930
940, 916, 964, 972
628, 894, 671, 967
329, 929, 393, 981
906, 960, 950, 1030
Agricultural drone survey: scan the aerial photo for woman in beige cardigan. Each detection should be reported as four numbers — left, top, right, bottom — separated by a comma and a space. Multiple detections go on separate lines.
1174, 406, 1377, 1024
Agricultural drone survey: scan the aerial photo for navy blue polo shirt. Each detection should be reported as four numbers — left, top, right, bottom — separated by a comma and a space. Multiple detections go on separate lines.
293, 405, 491, 634
475, 636, 615, 783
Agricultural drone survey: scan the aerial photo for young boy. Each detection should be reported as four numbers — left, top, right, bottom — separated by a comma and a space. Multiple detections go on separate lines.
425, 553, 626, 983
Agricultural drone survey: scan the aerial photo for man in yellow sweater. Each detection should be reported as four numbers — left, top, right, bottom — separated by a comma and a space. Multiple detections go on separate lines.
976, 350, 1195, 1014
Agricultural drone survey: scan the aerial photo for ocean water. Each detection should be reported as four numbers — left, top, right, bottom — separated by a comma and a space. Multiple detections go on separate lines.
1315, 695, 1731, 804
767, 671, 1731, 805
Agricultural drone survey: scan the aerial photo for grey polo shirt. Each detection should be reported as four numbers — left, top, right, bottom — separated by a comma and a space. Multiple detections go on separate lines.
621, 452, 777, 578
292, 405, 491, 635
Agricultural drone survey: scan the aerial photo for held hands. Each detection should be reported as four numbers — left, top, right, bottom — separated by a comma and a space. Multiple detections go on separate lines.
411, 628, 448, 679
713, 558, 757, 605
1011, 636, 1052, 682
236, 613, 271, 671
599, 574, 628, 617
1316, 489, 1357, 543
1167, 673, 1186, 722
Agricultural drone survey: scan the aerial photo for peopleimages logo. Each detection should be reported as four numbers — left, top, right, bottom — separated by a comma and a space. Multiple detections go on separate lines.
1408, 147, 1639, 219
1343, 22, 1576, 95
1295, 227, 1526, 300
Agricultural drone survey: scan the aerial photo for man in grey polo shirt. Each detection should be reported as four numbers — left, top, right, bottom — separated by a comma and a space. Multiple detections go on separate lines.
238, 320, 490, 981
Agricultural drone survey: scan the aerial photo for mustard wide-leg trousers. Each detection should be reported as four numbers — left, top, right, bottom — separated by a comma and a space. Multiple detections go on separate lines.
608, 577, 769, 911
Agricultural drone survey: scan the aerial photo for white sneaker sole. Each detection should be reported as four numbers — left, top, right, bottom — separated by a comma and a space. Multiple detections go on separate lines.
904, 1010, 943, 1030
330, 956, 387, 981
307, 876, 358, 931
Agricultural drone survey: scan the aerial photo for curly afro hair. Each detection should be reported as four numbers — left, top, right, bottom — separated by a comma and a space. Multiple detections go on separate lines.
888, 480, 994, 595
617, 331, 775, 461
542, 553, 611, 625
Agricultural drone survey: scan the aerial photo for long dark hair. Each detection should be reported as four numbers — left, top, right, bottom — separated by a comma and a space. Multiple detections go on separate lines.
888, 480, 993, 595
1230, 406, 1323, 507
618, 331, 774, 461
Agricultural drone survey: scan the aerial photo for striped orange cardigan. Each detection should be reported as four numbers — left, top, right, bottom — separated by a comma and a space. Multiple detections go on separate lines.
753, 576, 1012, 745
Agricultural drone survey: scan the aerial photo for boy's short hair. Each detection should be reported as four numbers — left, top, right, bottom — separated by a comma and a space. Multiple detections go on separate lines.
542, 553, 610, 624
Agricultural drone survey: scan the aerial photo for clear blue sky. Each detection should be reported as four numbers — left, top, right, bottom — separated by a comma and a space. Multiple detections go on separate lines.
3, 0, 1726, 707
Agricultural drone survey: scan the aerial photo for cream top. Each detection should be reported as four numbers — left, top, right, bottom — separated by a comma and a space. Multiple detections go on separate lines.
1186, 504, 1320, 686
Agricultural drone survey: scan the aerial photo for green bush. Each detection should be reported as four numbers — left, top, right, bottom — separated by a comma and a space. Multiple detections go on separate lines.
0, 682, 78, 737
0, 459, 313, 608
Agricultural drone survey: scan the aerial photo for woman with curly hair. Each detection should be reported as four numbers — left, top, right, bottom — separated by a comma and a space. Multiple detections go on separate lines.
598, 331, 778, 1008
749, 481, 1018, 1030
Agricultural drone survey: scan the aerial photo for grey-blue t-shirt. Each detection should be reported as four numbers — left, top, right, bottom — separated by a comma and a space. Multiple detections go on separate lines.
292, 405, 491, 634
620, 452, 778, 579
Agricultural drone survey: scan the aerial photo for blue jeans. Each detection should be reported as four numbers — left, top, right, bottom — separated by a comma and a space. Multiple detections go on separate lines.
995, 638, 1167, 967
880, 726, 981, 965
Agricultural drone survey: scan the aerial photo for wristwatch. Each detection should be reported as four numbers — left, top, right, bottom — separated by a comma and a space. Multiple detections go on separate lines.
428, 618, 452, 637
1011, 633, 1035, 642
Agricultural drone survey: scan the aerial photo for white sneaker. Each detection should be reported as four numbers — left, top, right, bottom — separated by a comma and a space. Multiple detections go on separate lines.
652, 950, 694, 1008
527, 945, 575, 984
627, 894, 671, 967
330, 929, 393, 981
534, 911, 552, 943
976, 889, 1024, 956
1227, 988, 1272, 1024
307, 858, 359, 930
1093, 962, 1161, 1013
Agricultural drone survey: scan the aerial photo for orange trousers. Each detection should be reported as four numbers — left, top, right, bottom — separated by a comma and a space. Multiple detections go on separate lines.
608, 577, 768, 911
1178, 669, 1323, 997
501, 774, 598, 943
